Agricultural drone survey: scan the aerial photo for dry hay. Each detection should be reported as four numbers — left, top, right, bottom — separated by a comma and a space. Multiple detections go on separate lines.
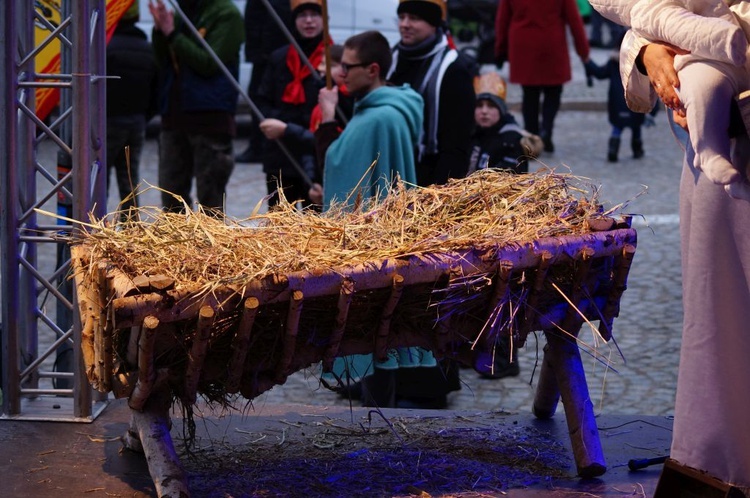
178, 412, 570, 497
73, 168, 611, 293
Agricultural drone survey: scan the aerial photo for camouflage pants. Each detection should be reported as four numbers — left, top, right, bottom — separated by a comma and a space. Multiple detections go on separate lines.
157, 129, 234, 213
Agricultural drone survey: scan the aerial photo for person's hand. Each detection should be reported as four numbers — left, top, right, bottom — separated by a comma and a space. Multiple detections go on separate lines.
644, 114, 656, 128
641, 42, 689, 116
673, 112, 688, 131
308, 183, 323, 205
148, 0, 175, 36
494, 55, 506, 71
259, 118, 288, 140
318, 86, 339, 123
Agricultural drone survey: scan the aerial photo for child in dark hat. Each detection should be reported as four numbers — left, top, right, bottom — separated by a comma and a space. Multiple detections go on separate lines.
468, 72, 540, 176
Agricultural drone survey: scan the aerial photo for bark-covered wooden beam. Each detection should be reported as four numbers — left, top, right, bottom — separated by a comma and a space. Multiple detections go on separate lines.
598, 244, 636, 341
322, 279, 354, 372
375, 274, 405, 361
226, 297, 260, 394
183, 306, 215, 404
109, 229, 637, 328
129, 315, 159, 411
275, 290, 304, 383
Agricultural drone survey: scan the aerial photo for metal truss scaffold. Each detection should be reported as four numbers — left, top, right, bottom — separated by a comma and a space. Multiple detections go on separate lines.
1, 0, 108, 421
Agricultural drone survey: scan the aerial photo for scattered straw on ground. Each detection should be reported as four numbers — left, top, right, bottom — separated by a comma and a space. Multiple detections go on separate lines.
71, 169, 613, 293
178, 411, 571, 497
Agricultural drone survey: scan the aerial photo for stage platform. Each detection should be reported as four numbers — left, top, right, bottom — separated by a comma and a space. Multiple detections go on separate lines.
1, 398, 671, 497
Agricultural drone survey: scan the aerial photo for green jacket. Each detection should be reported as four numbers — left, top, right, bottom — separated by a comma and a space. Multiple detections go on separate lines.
152, 0, 244, 114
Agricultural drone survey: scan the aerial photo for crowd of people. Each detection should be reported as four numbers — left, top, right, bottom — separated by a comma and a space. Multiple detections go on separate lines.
110, 0, 609, 218
105, 0, 750, 491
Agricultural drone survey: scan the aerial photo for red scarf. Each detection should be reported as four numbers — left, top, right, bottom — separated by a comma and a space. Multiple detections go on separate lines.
282, 41, 326, 105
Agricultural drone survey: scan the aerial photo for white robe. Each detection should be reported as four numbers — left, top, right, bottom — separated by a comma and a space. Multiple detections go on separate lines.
591, 1, 750, 490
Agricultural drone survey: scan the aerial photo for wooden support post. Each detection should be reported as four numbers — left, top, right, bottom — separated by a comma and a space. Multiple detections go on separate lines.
543, 329, 606, 478
126, 325, 141, 368
71, 246, 97, 382
559, 247, 595, 334
103, 272, 115, 392
532, 343, 560, 419
276, 290, 304, 383
375, 274, 405, 361
183, 306, 215, 404
124, 383, 190, 498
94, 262, 109, 391
477, 260, 514, 350
129, 316, 159, 411
112, 370, 137, 399
322, 279, 354, 372
520, 251, 553, 337
80, 316, 96, 383
226, 297, 260, 394
598, 244, 636, 340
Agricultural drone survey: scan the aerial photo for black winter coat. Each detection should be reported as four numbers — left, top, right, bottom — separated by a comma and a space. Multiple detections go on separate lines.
106, 22, 157, 119
256, 37, 324, 179
468, 115, 529, 175
244, 0, 292, 64
585, 56, 654, 130
388, 35, 476, 186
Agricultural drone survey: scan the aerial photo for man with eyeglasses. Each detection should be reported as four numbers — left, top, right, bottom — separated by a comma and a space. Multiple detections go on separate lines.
313, 31, 433, 407
313, 30, 422, 209
255, 0, 329, 209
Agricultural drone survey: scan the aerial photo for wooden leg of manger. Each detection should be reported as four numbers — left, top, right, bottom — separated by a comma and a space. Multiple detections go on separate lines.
542, 330, 606, 478
532, 343, 560, 419
123, 383, 190, 498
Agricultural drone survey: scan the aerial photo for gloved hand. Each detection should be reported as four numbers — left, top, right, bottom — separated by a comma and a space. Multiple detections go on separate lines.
494, 55, 506, 71
644, 114, 656, 128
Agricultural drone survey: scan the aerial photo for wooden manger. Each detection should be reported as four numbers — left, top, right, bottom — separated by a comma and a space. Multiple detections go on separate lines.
68, 170, 637, 497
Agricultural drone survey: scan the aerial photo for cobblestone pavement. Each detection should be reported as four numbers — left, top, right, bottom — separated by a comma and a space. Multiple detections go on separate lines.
25, 46, 685, 418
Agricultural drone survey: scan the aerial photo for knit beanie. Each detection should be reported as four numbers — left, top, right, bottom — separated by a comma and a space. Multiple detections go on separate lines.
397, 0, 445, 27
291, 0, 323, 18
474, 72, 508, 114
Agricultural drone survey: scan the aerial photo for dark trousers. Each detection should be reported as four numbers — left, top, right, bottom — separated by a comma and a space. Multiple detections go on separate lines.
158, 129, 234, 213
265, 174, 312, 210
106, 119, 145, 212
590, 10, 625, 46
521, 85, 563, 139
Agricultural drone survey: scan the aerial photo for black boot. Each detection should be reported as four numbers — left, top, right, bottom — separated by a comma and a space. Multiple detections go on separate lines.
540, 130, 554, 152
607, 137, 620, 162
632, 138, 644, 159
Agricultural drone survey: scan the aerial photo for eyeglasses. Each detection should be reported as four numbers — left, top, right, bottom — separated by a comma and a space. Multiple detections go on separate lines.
340, 61, 371, 75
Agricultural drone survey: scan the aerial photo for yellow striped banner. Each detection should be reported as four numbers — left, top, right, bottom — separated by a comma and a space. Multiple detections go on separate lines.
34, 0, 135, 120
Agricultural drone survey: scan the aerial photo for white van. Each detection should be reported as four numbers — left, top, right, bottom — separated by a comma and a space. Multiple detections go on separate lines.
137, 0, 401, 97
